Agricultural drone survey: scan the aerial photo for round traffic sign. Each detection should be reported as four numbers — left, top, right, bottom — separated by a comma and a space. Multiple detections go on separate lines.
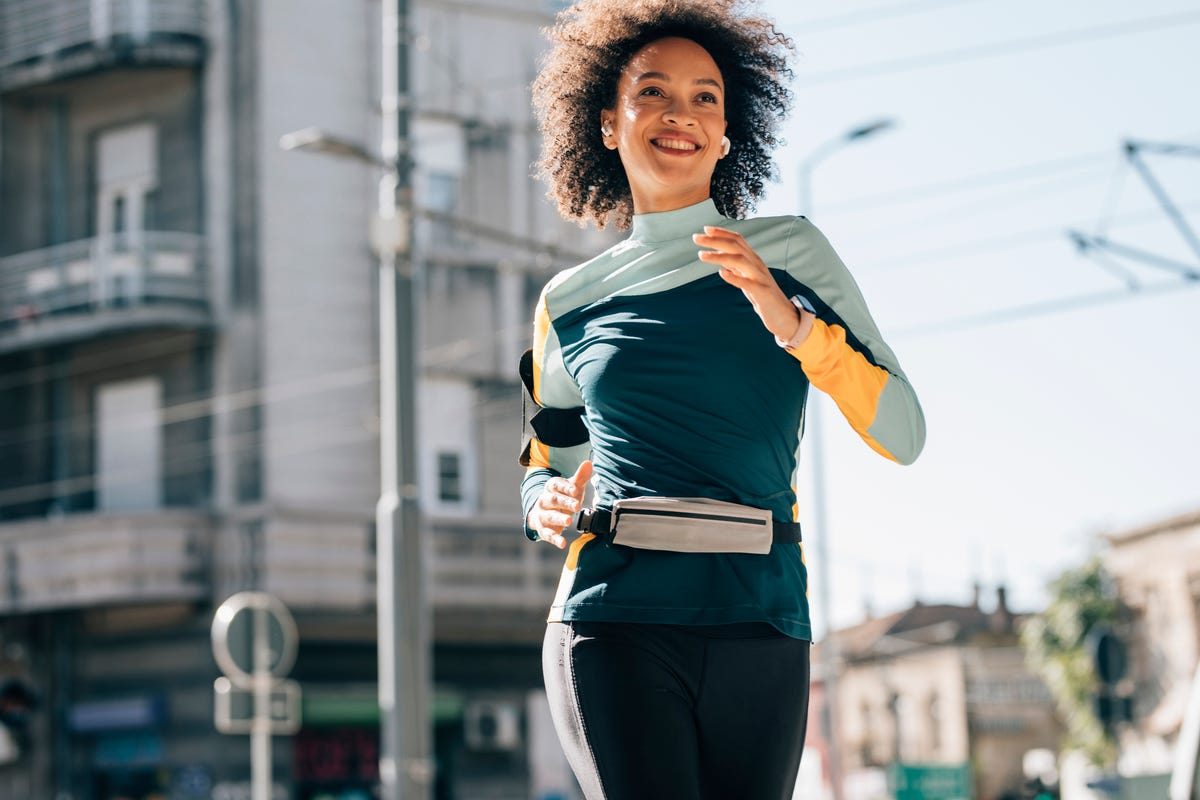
211, 592, 298, 688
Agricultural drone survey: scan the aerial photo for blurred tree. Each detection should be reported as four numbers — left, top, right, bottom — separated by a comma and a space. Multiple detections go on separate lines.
1020, 557, 1122, 766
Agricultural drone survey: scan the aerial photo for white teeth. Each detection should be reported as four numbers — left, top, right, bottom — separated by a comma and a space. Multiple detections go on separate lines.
654, 139, 698, 151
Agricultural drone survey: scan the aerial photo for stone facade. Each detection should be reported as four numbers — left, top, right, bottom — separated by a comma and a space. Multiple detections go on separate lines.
818, 589, 1064, 800
0, 1, 615, 797
1104, 510, 1200, 781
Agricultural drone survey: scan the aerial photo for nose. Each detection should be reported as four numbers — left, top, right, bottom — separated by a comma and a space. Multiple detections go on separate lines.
663, 98, 696, 126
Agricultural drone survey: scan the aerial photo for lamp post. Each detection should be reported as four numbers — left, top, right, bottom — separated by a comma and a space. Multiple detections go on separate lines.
280, 0, 430, 797
797, 117, 895, 800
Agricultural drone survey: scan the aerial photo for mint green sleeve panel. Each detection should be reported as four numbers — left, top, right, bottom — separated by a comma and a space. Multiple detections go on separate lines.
784, 217, 927, 465
537, 318, 584, 410
520, 277, 591, 540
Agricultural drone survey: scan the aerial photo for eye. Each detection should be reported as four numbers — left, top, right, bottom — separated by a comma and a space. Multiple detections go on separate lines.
697, 92, 718, 104
639, 87, 664, 97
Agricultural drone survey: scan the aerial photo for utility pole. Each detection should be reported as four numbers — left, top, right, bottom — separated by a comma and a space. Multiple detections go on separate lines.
376, 0, 431, 797
279, 3, 430, 796
1069, 140, 1200, 285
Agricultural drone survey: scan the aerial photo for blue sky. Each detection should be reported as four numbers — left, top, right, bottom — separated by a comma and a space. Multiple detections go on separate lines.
754, 0, 1200, 634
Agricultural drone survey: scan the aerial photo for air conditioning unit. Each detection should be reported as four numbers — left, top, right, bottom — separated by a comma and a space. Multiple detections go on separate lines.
464, 700, 521, 751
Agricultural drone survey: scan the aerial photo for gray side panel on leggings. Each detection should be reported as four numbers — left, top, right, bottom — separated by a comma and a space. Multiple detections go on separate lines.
543, 623, 607, 800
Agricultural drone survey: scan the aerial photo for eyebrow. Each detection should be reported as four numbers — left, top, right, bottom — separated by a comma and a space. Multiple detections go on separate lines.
632, 71, 723, 90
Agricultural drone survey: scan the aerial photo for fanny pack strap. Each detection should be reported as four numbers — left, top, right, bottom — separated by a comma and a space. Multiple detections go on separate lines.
576, 507, 802, 544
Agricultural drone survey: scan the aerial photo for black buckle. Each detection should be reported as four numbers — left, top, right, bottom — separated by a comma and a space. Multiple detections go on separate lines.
576, 507, 612, 536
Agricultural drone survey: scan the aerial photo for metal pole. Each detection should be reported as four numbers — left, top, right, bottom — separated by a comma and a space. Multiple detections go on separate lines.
377, 0, 431, 798
798, 159, 845, 800
807, 392, 845, 800
798, 120, 894, 800
252, 605, 271, 800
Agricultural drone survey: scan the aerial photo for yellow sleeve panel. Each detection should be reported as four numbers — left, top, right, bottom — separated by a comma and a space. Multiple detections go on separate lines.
525, 438, 552, 471
788, 318, 899, 463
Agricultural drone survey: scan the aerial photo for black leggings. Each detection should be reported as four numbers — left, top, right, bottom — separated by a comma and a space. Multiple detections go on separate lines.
543, 620, 811, 800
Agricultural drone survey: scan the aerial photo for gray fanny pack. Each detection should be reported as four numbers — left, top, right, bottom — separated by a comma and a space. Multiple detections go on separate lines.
582, 497, 781, 555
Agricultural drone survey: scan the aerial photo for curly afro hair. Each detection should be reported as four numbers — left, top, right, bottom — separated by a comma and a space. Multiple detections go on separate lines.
532, 0, 794, 230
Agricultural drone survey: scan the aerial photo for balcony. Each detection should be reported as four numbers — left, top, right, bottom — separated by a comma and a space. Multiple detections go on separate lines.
217, 511, 378, 612
0, 509, 210, 613
216, 511, 560, 640
0, 0, 206, 91
429, 517, 563, 642
0, 231, 210, 354
430, 517, 561, 608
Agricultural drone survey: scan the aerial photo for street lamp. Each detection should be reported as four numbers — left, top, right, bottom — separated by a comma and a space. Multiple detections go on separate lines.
797, 116, 896, 800
279, 127, 386, 167
280, 0, 431, 797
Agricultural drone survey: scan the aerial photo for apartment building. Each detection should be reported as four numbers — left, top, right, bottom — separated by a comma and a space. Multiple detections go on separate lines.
816, 588, 1063, 800
0, 1, 610, 797
1103, 509, 1200, 788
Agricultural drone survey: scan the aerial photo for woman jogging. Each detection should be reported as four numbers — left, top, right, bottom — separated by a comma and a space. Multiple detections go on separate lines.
519, 1, 926, 797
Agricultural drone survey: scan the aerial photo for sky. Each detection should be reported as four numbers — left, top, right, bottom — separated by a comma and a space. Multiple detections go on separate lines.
750, 0, 1200, 635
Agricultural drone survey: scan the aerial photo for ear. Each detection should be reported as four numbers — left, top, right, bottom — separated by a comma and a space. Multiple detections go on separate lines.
600, 111, 618, 150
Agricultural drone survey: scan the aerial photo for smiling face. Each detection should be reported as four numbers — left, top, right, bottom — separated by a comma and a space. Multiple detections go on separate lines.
601, 36, 728, 214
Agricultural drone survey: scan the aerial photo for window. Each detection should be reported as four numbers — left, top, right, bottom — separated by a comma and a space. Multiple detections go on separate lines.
96, 377, 162, 511
437, 452, 462, 503
419, 379, 477, 515
425, 172, 458, 246
929, 692, 942, 754
95, 122, 158, 245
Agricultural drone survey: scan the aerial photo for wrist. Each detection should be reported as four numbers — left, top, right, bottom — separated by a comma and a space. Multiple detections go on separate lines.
775, 296, 816, 351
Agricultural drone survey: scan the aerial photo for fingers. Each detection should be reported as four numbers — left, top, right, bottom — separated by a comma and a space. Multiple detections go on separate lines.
538, 489, 580, 516
700, 225, 741, 240
717, 268, 753, 289
531, 461, 593, 550
529, 504, 571, 549
536, 522, 568, 549
693, 229, 768, 277
571, 460, 594, 493
692, 232, 748, 256
693, 226, 749, 250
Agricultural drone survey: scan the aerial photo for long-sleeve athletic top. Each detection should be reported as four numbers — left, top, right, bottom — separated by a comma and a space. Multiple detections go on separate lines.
520, 198, 925, 640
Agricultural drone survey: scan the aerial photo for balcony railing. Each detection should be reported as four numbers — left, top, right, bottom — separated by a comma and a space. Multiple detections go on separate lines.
430, 517, 562, 610
0, 510, 210, 613
217, 513, 561, 616
0, 0, 206, 75
0, 231, 209, 348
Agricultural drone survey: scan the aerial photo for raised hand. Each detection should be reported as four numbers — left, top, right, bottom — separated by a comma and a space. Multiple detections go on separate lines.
528, 460, 594, 549
694, 226, 812, 345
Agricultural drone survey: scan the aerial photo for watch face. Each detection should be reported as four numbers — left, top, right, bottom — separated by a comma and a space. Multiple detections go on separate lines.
790, 294, 816, 314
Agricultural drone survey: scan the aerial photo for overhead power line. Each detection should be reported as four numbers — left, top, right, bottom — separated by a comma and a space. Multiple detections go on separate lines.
0, 375, 520, 508
1070, 139, 1200, 286
857, 197, 1200, 273
801, 9, 1200, 85
816, 150, 1115, 215
896, 139, 1200, 335
795, 0, 991, 33
798, 131, 1200, 218
895, 278, 1200, 337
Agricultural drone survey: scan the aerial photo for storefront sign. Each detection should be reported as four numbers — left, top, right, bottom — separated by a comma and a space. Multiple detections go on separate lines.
888, 762, 973, 800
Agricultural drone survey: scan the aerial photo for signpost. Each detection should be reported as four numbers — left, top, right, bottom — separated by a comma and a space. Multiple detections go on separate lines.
888, 762, 973, 800
212, 593, 301, 800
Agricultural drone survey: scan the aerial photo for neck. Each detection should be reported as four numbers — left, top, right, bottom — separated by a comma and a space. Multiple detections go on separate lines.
629, 184, 713, 215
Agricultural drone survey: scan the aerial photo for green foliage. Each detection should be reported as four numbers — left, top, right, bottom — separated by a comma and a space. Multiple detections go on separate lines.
1020, 557, 1121, 765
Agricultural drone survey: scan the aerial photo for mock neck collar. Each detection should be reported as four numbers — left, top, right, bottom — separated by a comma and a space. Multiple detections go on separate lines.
628, 198, 727, 243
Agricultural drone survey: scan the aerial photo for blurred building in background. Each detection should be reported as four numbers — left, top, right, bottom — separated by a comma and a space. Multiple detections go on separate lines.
1103, 509, 1200, 790
812, 587, 1063, 800
0, 0, 611, 797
